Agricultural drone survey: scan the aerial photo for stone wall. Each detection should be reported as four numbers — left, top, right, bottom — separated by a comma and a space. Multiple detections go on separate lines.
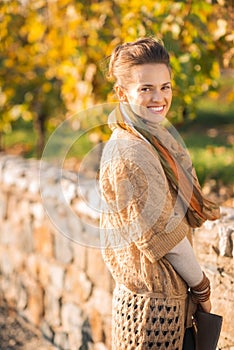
0, 154, 113, 350
0, 154, 233, 349
194, 207, 234, 350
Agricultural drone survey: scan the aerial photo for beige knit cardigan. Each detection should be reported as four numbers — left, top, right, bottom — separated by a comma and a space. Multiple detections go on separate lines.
99, 127, 196, 349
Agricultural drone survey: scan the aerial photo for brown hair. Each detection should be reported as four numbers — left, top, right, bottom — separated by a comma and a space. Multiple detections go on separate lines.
107, 37, 171, 85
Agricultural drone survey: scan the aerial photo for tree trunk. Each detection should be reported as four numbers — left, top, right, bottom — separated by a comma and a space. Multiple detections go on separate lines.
0, 131, 6, 152
0, 132, 4, 152
33, 113, 46, 159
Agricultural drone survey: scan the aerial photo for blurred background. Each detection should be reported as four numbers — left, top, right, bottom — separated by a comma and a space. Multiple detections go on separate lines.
0, 0, 233, 204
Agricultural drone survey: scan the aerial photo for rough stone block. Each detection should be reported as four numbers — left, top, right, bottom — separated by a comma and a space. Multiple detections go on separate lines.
43, 200, 72, 242
66, 210, 85, 244
17, 280, 28, 311
33, 225, 54, 258
212, 276, 234, 302
28, 173, 40, 194
0, 277, 14, 303
1, 274, 22, 306
37, 257, 50, 287
73, 197, 99, 221
68, 331, 82, 350
54, 231, 73, 264
25, 254, 39, 279
102, 315, 112, 350
41, 320, 55, 342
88, 308, 104, 343
61, 302, 83, 333
19, 219, 34, 254
61, 178, 76, 204
64, 265, 92, 302
78, 220, 100, 248
2, 221, 23, 247
219, 226, 234, 257
49, 264, 65, 295
0, 248, 15, 276
44, 287, 61, 327
212, 296, 234, 341
7, 195, 24, 224
21, 277, 44, 326
0, 192, 7, 221
86, 287, 112, 317
17, 198, 30, 222
92, 343, 108, 350
86, 247, 112, 291
31, 202, 45, 222
73, 243, 87, 270
54, 332, 70, 350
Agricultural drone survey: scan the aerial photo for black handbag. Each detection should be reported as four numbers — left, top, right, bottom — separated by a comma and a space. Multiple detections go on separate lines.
194, 310, 223, 350
183, 310, 223, 350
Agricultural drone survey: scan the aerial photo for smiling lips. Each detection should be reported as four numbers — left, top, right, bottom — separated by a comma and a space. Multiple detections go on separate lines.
147, 106, 165, 113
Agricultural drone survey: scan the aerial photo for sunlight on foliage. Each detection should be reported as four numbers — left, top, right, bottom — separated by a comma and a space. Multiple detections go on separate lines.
0, 0, 233, 156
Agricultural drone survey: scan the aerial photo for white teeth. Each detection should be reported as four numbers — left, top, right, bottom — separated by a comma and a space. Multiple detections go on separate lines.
149, 106, 164, 112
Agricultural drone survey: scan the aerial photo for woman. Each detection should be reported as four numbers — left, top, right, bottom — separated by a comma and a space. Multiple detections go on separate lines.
99, 37, 220, 350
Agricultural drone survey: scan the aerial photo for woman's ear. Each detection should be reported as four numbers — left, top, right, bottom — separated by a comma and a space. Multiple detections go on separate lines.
115, 85, 128, 102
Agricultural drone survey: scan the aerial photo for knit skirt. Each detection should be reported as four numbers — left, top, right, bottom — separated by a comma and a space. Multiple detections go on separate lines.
112, 285, 186, 350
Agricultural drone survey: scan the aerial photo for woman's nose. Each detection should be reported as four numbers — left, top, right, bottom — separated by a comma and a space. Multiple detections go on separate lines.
152, 89, 163, 102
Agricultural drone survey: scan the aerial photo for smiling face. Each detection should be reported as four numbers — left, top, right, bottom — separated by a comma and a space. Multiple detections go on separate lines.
116, 63, 172, 123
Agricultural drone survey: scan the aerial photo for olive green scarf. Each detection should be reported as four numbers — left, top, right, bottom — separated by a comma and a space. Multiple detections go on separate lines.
109, 103, 220, 228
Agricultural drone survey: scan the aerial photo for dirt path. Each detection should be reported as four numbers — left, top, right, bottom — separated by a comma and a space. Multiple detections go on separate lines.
0, 298, 57, 350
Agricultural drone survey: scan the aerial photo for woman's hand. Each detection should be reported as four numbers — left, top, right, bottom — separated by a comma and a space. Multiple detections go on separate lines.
199, 299, 212, 313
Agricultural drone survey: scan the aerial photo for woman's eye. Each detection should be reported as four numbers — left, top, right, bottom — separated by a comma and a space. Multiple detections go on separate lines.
162, 85, 171, 90
141, 87, 151, 92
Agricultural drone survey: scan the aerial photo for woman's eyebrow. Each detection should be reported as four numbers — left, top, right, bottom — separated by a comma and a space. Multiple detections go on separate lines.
138, 82, 172, 87
138, 83, 154, 87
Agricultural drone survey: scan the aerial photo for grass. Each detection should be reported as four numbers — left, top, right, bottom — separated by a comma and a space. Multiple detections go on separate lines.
2, 98, 234, 188
183, 140, 234, 186
1, 120, 37, 158
178, 99, 234, 187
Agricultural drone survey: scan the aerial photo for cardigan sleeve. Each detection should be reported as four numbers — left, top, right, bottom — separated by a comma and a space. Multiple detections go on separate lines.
100, 135, 189, 263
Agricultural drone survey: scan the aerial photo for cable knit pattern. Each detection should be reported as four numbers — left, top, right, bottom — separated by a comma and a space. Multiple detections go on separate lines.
99, 127, 194, 349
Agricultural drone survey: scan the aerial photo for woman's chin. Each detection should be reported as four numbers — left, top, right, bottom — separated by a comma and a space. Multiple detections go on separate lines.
142, 109, 165, 124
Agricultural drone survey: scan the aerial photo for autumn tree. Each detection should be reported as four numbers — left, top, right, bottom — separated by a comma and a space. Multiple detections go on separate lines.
0, 0, 233, 156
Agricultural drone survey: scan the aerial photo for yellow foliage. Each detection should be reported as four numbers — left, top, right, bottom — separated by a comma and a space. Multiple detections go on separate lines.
0, 90, 7, 107
208, 91, 219, 99
57, 0, 72, 7
0, 0, 232, 133
184, 95, 192, 105
211, 61, 220, 80
42, 82, 52, 93
27, 19, 45, 43
22, 110, 33, 121
4, 59, 14, 68
61, 37, 77, 56
227, 91, 234, 103
30, 0, 47, 11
